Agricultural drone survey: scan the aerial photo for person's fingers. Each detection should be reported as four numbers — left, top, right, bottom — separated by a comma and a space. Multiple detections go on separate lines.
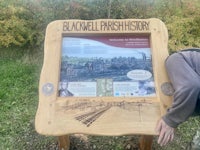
169, 131, 174, 142
157, 135, 162, 145
160, 130, 168, 146
162, 133, 171, 146
160, 129, 175, 146
157, 125, 165, 144
155, 119, 162, 133
167, 128, 175, 142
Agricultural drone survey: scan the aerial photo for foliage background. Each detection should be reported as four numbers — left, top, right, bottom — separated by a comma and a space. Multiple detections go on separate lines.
0, 0, 200, 149
0, 0, 200, 52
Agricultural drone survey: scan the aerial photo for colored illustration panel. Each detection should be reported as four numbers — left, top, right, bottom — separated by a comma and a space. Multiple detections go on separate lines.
59, 36, 155, 97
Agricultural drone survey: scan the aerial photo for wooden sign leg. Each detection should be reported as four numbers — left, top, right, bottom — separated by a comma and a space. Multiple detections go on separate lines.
58, 135, 70, 150
139, 135, 153, 150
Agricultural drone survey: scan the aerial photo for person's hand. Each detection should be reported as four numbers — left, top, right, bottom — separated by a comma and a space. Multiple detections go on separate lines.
155, 119, 175, 146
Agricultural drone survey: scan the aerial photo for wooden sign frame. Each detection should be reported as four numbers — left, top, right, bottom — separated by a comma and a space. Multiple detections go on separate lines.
35, 18, 172, 136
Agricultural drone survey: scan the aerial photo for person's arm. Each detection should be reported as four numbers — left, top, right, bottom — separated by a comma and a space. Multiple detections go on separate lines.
155, 119, 175, 146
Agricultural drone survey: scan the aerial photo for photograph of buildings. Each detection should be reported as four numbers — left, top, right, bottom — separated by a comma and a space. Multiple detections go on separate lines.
59, 36, 155, 97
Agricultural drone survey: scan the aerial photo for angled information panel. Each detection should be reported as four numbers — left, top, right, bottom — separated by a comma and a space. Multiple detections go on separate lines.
35, 19, 172, 136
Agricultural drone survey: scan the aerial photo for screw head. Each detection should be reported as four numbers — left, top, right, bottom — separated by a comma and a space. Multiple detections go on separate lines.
161, 82, 174, 96
42, 83, 54, 96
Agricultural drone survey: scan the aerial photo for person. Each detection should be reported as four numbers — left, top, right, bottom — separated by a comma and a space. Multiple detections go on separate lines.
155, 48, 200, 146
59, 81, 74, 97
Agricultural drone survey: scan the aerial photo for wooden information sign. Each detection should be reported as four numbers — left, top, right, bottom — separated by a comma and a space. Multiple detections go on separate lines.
35, 19, 172, 139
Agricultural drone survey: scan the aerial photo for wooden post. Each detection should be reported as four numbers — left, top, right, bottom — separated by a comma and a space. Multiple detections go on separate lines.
139, 135, 153, 150
58, 135, 70, 150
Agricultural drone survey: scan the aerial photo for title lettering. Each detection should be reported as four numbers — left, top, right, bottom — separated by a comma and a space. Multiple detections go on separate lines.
63, 20, 150, 32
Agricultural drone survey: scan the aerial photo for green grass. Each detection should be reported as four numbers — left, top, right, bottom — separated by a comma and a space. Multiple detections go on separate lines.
0, 51, 199, 149
0, 56, 57, 149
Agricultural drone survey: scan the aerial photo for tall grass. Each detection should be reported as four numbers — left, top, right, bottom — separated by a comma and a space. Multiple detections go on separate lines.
0, 49, 57, 149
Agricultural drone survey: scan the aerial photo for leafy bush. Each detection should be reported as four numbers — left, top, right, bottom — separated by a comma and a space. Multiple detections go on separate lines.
0, 0, 200, 53
0, 1, 44, 50
166, 16, 200, 52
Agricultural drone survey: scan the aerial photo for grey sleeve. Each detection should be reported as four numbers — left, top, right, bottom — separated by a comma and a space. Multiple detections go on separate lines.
163, 52, 200, 128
